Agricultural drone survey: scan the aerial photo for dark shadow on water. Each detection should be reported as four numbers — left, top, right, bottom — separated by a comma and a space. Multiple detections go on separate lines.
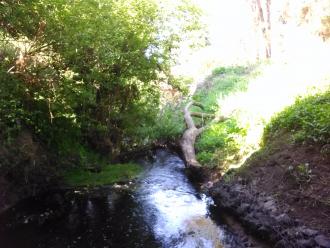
0, 189, 160, 248
0, 149, 247, 248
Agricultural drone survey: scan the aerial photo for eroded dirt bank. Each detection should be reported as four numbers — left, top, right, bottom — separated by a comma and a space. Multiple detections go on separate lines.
207, 136, 330, 248
210, 181, 330, 248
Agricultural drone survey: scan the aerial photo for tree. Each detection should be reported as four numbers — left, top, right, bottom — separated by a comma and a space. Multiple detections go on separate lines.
249, 0, 272, 59
0, 0, 204, 158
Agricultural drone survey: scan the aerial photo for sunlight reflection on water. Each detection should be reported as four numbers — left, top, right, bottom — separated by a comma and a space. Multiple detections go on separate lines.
137, 151, 226, 248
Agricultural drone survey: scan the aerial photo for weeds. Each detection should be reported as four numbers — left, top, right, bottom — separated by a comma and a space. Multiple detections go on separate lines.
264, 90, 330, 145
193, 65, 254, 170
286, 163, 313, 185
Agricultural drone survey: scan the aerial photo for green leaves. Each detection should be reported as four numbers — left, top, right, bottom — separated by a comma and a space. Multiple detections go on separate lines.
196, 119, 246, 169
264, 90, 330, 145
0, 0, 204, 156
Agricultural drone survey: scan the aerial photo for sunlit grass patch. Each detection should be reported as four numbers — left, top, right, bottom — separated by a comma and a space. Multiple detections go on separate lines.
63, 163, 143, 187
263, 90, 330, 145
193, 65, 253, 112
194, 61, 329, 172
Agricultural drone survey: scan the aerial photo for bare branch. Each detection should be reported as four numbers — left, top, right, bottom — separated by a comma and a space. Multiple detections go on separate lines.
190, 112, 215, 118
191, 101, 205, 110
183, 101, 196, 129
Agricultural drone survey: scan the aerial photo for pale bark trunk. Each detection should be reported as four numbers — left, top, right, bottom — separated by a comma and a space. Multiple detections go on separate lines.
180, 102, 203, 167
256, 0, 272, 58
180, 102, 225, 168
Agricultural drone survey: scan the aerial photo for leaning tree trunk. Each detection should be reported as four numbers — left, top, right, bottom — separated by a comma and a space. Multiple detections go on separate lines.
180, 101, 225, 168
180, 102, 202, 167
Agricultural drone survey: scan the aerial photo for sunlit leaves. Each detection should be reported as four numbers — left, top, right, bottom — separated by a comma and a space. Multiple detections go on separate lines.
0, 0, 203, 154
264, 91, 330, 145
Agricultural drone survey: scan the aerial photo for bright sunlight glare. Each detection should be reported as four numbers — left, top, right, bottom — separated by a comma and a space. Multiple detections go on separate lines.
174, 0, 330, 169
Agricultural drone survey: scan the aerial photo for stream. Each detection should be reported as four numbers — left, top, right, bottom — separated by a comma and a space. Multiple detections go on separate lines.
0, 150, 245, 248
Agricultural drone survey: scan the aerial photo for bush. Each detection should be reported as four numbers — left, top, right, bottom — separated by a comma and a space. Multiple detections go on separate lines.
264, 90, 330, 145
196, 119, 246, 169
193, 65, 254, 170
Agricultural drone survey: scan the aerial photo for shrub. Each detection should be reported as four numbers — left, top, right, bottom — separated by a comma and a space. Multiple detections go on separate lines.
263, 90, 330, 145
192, 65, 255, 170
196, 119, 246, 169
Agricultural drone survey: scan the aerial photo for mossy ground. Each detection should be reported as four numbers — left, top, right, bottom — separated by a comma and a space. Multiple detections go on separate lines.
63, 163, 143, 187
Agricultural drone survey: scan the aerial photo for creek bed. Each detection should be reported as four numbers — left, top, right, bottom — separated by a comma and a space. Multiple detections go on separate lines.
0, 150, 247, 248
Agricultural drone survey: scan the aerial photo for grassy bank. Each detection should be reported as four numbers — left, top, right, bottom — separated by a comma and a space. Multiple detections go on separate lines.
193, 65, 259, 170
263, 90, 330, 146
221, 89, 330, 235
193, 62, 329, 173
63, 163, 143, 187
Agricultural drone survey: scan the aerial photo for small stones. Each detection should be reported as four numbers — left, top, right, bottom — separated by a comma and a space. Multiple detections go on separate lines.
209, 181, 330, 248
274, 239, 286, 248
296, 238, 315, 248
264, 199, 276, 212
274, 213, 291, 225
315, 235, 330, 248
257, 225, 269, 238
298, 227, 319, 237
237, 203, 250, 214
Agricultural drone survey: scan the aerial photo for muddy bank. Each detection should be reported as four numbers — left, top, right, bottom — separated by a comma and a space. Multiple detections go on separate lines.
206, 134, 330, 248
209, 181, 330, 248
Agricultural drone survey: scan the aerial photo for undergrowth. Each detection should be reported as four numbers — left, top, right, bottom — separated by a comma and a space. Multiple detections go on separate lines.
193, 66, 251, 112
194, 63, 329, 173
194, 65, 255, 170
263, 90, 330, 145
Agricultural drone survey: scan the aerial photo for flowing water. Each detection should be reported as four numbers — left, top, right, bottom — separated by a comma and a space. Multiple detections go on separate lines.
0, 150, 244, 248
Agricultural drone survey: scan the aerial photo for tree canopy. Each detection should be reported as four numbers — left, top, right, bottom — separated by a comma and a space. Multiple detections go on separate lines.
0, 0, 203, 158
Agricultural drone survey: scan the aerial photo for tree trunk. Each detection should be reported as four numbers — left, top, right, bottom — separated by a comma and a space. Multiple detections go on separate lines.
180, 126, 204, 167
180, 102, 226, 168
256, 0, 272, 58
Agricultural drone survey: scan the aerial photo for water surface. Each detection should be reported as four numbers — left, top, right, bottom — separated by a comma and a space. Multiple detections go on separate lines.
0, 150, 243, 248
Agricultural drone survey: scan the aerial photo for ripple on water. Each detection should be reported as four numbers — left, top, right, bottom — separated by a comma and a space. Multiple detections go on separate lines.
0, 150, 243, 248
137, 152, 230, 248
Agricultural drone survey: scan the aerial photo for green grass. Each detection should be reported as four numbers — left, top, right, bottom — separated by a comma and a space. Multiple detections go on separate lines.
193, 65, 252, 112
263, 90, 330, 145
193, 65, 255, 169
63, 163, 143, 187
191, 62, 329, 174
196, 119, 246, 168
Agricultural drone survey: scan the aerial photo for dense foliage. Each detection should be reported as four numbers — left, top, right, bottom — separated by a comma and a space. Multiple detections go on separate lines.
193, 66, 249, 112
263, 90, 330, 145
0, 0, 203, 161
194, 66, 251, 169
